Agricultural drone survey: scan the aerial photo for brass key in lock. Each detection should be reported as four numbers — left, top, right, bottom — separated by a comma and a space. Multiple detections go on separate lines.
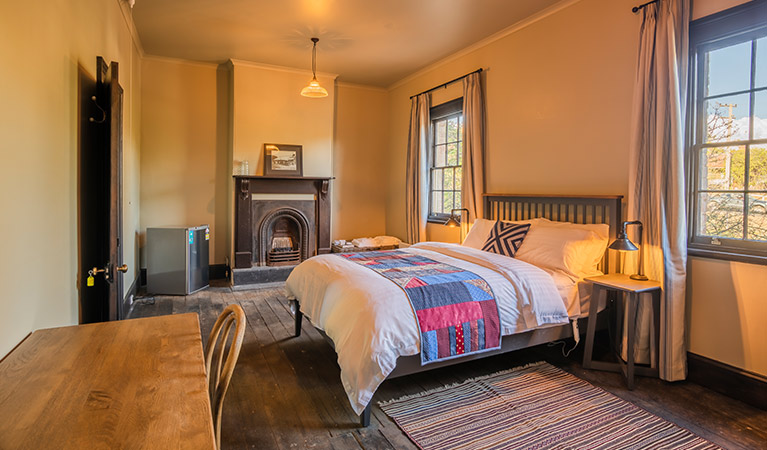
88, 266, 110, 285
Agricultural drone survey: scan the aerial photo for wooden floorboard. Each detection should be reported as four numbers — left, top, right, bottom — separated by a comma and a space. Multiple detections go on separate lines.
129, 283, 767, 450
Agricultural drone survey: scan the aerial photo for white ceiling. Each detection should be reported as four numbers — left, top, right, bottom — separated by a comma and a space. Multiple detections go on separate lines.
131, 0, 564, 87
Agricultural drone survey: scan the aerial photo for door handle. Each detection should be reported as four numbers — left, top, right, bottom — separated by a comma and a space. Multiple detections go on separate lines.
116, 264, 128, 273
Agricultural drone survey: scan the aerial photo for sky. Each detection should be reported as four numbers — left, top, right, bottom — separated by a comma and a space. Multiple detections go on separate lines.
705, 36, 766, 122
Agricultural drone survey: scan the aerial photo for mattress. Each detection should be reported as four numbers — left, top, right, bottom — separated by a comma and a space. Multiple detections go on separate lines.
542, 268, 596, 319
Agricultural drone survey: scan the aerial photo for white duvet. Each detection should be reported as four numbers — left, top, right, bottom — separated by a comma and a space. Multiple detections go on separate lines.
285, 242, 568, 415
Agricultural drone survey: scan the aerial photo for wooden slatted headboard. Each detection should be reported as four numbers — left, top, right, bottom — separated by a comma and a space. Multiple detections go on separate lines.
483, 194, 623, 274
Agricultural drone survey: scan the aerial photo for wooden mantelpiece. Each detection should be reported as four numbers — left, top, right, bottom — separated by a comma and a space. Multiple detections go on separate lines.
233, 176, 332, 269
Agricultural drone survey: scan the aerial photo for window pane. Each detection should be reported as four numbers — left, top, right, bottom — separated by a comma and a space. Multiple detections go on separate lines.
750, 145, 767, 190
748, 194, 767, 241
447, 117, 459, 142
698, 192, 744, 239
435, 144, 446, 167
756, 37, 767, 88
435, 120, 446, 145
705, 94, 750, 143
459, 116, 463, 142
755, 90, 767, 140
443, 192, 454, 214
447, 143, 458, 166
455, 166, 463, 188
432, 169, 443, 192
455, 191, 462, 209
705, 41, 751, 97
457, 141, 462, 165
432, 191, 442, 214
443, 168, 454, 190
699, 146, 746, 190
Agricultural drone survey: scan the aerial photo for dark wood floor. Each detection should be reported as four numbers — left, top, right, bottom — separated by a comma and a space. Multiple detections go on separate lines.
130, 283, 767, 450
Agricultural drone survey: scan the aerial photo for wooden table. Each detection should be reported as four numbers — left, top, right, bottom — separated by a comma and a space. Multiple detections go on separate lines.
582, 274, 662, 389
0, 313, 216, 449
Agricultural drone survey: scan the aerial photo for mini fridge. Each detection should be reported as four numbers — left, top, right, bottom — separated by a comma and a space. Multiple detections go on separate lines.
147, 225, 210, 295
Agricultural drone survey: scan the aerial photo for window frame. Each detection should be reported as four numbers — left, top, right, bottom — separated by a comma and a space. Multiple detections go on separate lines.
687, 0, 767, 265
427, 98, 464, 224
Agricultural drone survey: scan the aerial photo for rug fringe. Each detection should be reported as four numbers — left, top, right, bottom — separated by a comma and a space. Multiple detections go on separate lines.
378, 360, 548, 407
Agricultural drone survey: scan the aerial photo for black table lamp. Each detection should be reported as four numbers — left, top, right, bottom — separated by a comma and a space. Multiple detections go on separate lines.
609, 220, 648, 281
445, 208, 470, 243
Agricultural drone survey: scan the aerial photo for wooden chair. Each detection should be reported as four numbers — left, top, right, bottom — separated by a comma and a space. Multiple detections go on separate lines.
205, 304, 246, 449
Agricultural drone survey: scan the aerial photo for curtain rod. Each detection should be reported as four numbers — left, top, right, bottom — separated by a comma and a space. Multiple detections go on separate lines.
409, 68, 483, 99
632, 0, 658, 13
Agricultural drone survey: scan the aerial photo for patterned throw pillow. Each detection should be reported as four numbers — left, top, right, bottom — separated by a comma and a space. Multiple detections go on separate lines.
481, 221, 531, 257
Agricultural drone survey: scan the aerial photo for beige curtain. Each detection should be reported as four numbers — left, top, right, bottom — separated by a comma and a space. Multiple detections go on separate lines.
462, 72, 486, 222
405, 93, 431, 244
627, 0, 689, 380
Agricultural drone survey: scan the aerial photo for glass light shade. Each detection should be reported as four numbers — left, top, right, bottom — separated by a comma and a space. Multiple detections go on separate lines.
301, 78, 328, 98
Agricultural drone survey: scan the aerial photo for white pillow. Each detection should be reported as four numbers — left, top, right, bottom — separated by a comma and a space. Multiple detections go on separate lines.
514, 223, 607, 279
462, 218, 539, 249
534, 219, 609, 275
462, 218, 495, 249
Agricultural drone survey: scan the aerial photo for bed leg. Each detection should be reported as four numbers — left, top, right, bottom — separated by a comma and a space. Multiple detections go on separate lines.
360, 403, 371, 427
289, 299, 303, 337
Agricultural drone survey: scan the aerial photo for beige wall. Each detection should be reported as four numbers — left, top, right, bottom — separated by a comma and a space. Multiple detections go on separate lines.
692, 0, 752, 19
139, 59, 383, 265
231, 61, 336, 178
139, 58, 230, 265
332, 84, 390, 240
0, 0, 141, 357
687, 257, 767, 374
386, 0, 637, 242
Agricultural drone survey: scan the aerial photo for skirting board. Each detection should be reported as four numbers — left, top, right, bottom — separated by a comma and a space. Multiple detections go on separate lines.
139, 264, 229, 286
121, 274, 140, 320
687, 352, 767, 410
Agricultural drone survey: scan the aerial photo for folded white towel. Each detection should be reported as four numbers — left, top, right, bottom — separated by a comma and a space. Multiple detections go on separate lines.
333, 239, 347, 246
352, 238, 377, 248
373, 235, 401, 247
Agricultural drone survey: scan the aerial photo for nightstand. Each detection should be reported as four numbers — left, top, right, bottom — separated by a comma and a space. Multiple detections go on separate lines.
582, 274, 661, 389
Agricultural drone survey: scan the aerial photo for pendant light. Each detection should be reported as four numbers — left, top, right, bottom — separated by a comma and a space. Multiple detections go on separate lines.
301, 37, 328, 98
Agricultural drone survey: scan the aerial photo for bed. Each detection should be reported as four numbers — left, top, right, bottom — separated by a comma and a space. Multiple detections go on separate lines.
286, 194, 622, 426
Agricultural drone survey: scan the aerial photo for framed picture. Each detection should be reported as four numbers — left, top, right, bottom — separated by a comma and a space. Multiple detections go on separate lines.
263, 144, 303, 177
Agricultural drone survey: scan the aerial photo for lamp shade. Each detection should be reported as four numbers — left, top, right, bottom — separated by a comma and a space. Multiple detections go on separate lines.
608, 233, 639, 251
301, 37, 328, 98
444, 216, 460, 227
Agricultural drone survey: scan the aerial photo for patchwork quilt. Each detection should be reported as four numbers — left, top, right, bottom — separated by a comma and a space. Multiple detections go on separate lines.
339, 250, 501, 364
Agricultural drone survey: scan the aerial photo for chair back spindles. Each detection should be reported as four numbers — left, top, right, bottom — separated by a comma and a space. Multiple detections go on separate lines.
205, 304, 246, 449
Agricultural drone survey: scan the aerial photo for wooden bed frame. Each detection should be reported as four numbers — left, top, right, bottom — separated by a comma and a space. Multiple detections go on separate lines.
290, 194, 623, 427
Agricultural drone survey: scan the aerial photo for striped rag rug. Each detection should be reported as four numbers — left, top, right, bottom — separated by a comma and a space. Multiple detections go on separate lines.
379, 362, 721, 450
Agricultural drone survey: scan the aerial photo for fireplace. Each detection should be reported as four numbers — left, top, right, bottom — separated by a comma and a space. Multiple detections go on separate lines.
258, 208, 309, 266
232, 176, 332, 286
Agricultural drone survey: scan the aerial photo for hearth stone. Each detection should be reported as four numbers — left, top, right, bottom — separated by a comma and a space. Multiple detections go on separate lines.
232, 265, 296, 287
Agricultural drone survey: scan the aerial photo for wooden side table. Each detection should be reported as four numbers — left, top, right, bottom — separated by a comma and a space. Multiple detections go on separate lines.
582, 274, 662, 389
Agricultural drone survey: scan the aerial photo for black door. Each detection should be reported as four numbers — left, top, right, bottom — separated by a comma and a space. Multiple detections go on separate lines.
78, 57, 126, 323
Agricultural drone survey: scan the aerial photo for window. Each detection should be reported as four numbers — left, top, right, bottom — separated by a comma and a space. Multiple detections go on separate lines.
689, 1, 767, 263
429, 98, 464, 222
